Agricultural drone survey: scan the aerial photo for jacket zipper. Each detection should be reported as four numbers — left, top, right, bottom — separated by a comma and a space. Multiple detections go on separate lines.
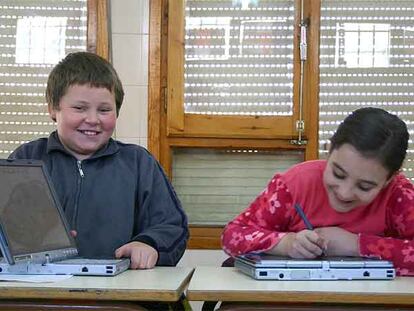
72, 160, 84, 229
77, 160, 85, 178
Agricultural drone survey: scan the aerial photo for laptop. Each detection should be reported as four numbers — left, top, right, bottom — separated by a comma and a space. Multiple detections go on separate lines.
235, 253, 395, 280
0, 159, 130, 276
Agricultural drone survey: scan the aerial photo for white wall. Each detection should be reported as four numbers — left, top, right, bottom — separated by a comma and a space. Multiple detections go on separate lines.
111, 0, 149, 148
110, 0, 228, 269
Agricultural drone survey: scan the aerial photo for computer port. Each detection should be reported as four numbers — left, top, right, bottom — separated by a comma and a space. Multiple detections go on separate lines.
81, 267, 88, 273
363, 271, 370, 277
279, 273, 284, 279
259, 271, 267, 276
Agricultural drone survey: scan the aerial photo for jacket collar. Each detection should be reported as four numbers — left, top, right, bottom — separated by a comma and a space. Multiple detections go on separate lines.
46, 131, 119, 160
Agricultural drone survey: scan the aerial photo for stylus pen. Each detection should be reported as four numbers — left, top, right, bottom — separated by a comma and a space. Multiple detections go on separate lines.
294, 203, 314, 230
294, 203, 327, 256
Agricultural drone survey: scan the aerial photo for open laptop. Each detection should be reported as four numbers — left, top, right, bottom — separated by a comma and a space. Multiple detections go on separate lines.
235, 253, 395, 280
0, 159, 130, 276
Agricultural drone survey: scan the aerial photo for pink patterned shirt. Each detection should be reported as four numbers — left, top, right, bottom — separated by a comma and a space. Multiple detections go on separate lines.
222, 160, 414, 276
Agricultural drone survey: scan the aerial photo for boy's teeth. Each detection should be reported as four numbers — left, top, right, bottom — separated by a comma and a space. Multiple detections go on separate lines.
82, 130, 97, 136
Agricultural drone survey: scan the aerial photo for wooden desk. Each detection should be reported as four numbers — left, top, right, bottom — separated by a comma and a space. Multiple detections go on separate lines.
187, 267, 414, 309
0, 267, 193, 310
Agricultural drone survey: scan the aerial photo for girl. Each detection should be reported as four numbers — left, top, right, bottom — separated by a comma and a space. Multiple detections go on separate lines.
222, 107, 414, 276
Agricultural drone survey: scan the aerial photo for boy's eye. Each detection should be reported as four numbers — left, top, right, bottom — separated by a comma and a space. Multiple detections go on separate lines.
99, 107, 113, 112
73, 106, 85, 111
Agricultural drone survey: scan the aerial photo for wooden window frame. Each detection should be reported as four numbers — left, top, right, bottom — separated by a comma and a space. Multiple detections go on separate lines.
87, 0, 109, 59
148, 0, 321, 249
167, 0, 303, 140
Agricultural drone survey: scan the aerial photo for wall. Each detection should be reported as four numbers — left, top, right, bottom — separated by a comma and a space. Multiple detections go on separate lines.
111, 0, 149, 148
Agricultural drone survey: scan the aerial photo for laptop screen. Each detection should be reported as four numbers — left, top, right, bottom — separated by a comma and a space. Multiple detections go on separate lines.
0, 162, 74, 256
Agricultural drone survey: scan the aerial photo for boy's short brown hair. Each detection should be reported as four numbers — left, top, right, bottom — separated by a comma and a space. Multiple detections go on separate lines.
46, 52, 124, 116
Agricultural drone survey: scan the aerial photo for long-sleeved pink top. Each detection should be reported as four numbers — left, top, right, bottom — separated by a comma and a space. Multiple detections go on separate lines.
222, 160, 414, 276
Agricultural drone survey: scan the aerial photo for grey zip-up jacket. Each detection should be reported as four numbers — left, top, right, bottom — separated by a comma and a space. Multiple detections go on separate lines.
9, 131, 188, 266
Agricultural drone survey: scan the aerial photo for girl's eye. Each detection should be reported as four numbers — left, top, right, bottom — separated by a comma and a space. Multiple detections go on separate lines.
358, 185, 373, 192
333, 171, 345, 179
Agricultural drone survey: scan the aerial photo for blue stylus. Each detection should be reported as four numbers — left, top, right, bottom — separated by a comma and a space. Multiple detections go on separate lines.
294, 203, 314, 230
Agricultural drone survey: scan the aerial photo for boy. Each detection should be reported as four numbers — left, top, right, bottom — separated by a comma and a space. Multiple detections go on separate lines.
9, 52, 188, 269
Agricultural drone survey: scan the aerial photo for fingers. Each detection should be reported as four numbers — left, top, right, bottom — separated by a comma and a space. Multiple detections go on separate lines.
130, 249, 157, 269
307, 231, 327, 253
69, 230, 77, 238
114, 245, 126, 259
317, 237, 328, 255
130, 251, 142, 269
314, 228, 329, 255
289, 230, 326, 258
115, 242, 158, 270
289, 242, 316, 258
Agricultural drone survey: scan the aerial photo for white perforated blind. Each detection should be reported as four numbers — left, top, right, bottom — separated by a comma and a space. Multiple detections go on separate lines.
0, 0, 87, 157
184, 0, 295, 116
172, 149, 304, 225
319, 0, 414, 181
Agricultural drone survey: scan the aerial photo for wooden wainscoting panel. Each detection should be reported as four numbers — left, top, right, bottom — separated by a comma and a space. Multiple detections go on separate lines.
188, 226, 224, 249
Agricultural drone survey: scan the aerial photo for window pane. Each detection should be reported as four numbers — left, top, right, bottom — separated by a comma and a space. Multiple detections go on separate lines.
184, 0, 295, 116
172, 148, 304, 225
0, 0, 87, 157
319, 0, 414, 181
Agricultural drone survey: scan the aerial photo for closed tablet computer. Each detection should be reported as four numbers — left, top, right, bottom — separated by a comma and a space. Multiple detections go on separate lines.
235, 253, 395, 280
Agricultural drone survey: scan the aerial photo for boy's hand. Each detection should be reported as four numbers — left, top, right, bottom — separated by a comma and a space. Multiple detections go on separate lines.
115, 241, 158, 269
314, 227, 359, 257
270, 230, 326, 259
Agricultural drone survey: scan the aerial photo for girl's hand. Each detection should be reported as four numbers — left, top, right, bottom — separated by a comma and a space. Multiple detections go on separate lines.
269, 230, 326, 258
315, 227, 359, 257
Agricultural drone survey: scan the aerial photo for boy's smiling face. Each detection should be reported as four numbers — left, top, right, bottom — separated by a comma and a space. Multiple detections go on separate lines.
49, 84, 117, 160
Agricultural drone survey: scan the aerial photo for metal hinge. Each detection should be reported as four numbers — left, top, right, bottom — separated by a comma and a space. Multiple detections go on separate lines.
296, 120, 305, 132
290, 120, 308, 145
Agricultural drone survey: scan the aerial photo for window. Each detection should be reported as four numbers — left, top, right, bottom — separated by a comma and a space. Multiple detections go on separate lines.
335, 23, 391, 68
319, 0, 414, 181
183, 2, 295, 117
0, 0, 108, 157
166, 0, 312, 139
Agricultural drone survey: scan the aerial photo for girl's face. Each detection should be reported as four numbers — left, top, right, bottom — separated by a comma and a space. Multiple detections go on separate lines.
323, 143, 391, 213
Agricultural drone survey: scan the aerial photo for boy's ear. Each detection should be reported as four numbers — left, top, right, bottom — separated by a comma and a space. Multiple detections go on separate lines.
48, 105, 57, 122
